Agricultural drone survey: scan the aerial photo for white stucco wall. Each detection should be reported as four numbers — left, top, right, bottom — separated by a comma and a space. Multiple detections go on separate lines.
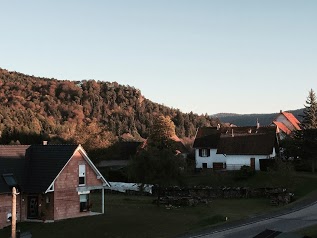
225, 155, 263, 170
275, 114, 295, 131
195, 149, 226, 169
195, 148, 276, 170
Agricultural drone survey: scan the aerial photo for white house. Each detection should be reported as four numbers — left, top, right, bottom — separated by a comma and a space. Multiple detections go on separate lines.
272, 110, 301, 139
193, 126, 278, 171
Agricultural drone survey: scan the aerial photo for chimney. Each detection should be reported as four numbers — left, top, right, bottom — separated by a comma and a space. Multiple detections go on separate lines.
217, 124, 221, 130
231, 129, 234, 137
256, 118, 260, 129
43, 141, 48, 145
248, 128, 252, 134
280, 110, 283, 113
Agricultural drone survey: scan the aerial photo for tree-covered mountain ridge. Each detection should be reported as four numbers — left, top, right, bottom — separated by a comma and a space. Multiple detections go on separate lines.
0, 68, 219, 148
213, 108, 304, 127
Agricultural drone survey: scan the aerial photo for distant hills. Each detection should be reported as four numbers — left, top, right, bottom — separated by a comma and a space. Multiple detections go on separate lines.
213, 109, 304, 127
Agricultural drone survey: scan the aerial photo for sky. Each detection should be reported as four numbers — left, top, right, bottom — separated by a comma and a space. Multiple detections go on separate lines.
0, 0, 316, 115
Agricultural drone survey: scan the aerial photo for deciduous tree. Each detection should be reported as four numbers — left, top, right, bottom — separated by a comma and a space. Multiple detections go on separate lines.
129, 115, 185, 205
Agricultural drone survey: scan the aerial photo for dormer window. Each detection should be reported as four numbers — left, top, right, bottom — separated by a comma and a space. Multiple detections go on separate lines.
79, 164, 86, 186
2, 173, 17, 187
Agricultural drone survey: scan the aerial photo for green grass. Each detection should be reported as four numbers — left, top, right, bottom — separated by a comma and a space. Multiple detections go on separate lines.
0, 194, 272, 238
292, 172, 317, 198
184, 171, 317, 197
295, 224, 317, 238
1, 171, 317, 238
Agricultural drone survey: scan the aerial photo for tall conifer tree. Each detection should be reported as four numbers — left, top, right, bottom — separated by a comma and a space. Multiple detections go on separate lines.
301, 89, 317, 172
302, 89, 317, 129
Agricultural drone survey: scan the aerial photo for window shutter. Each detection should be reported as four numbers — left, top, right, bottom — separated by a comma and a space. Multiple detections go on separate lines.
199, 149, 202, 157
207, 149, 210, 157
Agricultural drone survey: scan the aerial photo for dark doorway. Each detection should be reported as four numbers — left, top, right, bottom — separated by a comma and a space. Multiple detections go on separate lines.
27, 196, 39, 219
250, 158, 255, 170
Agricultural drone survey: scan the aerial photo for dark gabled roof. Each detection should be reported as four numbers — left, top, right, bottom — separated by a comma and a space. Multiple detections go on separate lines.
25, 144, 78, 193
0, 145, 30, 194
223, 126, 276, 135
193, 126, 277, 149
193, 127, 221, 148
217, 132, 276, 155
170, 135, 189, 154
0, 144, 107, 194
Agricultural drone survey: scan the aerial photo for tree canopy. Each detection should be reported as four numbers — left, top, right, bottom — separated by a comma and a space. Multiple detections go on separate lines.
129, 115, 185, 189
0, 68, 219, 154
148, 115, 176, 148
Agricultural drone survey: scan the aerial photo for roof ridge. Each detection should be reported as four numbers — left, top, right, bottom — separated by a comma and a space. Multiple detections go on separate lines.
0, 145, 30, 146
31, 144, 79, 146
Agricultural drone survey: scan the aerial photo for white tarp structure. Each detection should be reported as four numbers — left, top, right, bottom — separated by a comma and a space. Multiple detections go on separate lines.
106, 182, 153, 194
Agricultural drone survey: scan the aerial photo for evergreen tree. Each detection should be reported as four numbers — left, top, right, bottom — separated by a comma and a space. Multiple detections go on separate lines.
302, 89, 317, 129
300, 89, 317, 172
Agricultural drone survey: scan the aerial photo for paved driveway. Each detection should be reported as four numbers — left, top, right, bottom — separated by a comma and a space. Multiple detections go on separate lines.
188, 202, 317, 238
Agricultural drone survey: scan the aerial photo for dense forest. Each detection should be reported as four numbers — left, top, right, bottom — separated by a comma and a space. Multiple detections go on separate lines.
0, 68, 219, 152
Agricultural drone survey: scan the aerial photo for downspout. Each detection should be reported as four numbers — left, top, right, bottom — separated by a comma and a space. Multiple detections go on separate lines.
20, 193, 22, 223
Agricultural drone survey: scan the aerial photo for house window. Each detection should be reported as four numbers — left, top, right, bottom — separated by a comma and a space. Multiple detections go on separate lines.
7, 213, 12, 222
79, 164, 86, 186
2, 173, 17, 187
199, 149, 210, 157
79, 194, 89, 212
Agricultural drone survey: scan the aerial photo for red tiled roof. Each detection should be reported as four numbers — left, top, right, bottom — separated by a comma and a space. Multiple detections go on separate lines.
273, 121, 291, 135
282, 112, 301, 130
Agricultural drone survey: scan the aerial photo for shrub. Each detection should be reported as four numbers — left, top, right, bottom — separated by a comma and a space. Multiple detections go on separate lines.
268, 159, 295, 189
234, 165, 255, 180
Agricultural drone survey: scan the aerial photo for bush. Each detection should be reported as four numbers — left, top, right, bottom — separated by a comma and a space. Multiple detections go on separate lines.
234, 165, 255, 180
268, 159, 295, 189
293, 159, 311, 172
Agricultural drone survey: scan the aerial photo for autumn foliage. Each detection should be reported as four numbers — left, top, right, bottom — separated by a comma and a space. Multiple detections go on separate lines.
0, 68, 219, 151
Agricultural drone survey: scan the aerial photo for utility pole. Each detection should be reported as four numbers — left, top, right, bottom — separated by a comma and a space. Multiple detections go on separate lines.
12, 187, 18, 238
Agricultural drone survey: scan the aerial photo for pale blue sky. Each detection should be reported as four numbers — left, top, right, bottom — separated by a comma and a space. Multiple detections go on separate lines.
1, 1, 316, 114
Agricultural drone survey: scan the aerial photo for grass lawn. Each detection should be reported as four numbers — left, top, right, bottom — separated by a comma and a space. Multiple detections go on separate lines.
296, 224, 317, 238
184, 171, 317, 198
0, 194, 272, 238
1, 171, 317, 238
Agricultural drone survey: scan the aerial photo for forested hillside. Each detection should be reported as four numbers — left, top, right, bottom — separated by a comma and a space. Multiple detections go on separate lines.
0, 68, 219, 150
